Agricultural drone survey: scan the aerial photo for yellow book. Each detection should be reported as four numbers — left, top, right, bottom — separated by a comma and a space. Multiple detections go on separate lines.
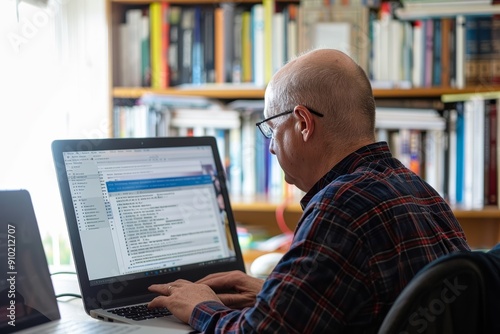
263, 0, 275, 83
149, 3, 164, 88
241, 11, 252, 83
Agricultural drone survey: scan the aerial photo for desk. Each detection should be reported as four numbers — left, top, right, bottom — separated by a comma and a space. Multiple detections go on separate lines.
51, 272, 90, 321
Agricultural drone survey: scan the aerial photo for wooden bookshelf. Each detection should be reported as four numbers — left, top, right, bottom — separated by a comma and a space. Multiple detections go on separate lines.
231, 200, 500, 250
113, 86, 500, 100
107, 0, 500, 251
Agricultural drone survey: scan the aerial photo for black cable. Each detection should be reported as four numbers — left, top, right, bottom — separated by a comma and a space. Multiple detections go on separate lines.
56, 293, 82, 299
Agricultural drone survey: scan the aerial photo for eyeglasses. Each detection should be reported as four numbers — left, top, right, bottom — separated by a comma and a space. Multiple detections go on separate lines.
255, 107, 324, 139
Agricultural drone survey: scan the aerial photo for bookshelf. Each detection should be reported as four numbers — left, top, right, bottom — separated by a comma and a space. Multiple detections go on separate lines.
107, 0, 500, 250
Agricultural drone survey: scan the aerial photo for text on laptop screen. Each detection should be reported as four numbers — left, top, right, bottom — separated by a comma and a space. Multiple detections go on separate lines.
62, 145, 236, 284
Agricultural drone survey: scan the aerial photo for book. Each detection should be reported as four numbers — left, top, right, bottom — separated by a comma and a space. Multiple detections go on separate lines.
222, 3, 236, 83
167, 6, 182, 86
149, 3, 166, 88
252, 4, 265, 86
263, 0, 275, 83
470, 99, 485, 209
286, 4, 299, 61
312, 22, 351, 56
272, 12, 285, 75
455, 102, 465, 204
440, 17, 452, 87
329, 2, 370, 73
485, 99, 498, 205
445, 108, 457, 204
464, 16, 479, 86
476, 15, 493, 85
214, 6, 225, 83
455, 15, 466, 88
126, 9, 143, 87
423, 19, 434, 87
180, 7, 195, 84
412, 20, 424, 87
203, 6, 216, 84
233, 8, 243, 83
432, 18, 441, 86
492, 2, 500, 85
241, 10, 253, 83
191, 6, 203, 85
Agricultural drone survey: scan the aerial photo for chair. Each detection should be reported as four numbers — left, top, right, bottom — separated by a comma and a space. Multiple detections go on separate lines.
378, 246, 500, 334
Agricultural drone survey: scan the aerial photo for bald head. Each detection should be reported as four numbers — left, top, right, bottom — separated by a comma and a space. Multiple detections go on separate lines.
267, 49, 376, 146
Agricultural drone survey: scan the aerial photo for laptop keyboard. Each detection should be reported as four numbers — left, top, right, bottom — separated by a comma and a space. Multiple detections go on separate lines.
109, 304, 172, 321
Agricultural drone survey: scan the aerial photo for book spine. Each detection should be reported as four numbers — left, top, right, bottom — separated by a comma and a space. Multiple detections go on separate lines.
241, 11, 253, 83
464, 16, 479, 86
167, 6, 181, 86
203, 7, 216, 84
440, 17, 451, 87
487, 100, 498, 205
180, 7, 194, 84
192, 6, 203, 85
424, 19, 434, 87
455, 15, 466, 88
252, 4, 265, 86
412, 20, 423, 87
432, 18, 441, 86
263, 0, 275, 83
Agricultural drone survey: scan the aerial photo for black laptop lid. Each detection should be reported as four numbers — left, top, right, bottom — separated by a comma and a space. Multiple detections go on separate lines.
51, 136, 245, 311
0, 190, 60, 333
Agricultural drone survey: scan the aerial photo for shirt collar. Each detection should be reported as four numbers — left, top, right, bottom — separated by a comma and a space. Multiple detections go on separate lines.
300, 141, 392, 209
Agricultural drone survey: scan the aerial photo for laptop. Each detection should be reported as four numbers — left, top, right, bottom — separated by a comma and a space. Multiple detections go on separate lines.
51, 136, 246, 328
0, 189, 190, 333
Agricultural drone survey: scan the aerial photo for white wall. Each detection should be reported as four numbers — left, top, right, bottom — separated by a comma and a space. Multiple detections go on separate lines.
0, 0, 109, 265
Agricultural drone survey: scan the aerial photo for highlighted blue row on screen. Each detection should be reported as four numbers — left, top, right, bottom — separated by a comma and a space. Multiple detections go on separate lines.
106, 175, 213, 192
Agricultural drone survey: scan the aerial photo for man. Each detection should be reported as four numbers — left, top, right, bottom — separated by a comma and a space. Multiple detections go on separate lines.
148, 49, 470, 333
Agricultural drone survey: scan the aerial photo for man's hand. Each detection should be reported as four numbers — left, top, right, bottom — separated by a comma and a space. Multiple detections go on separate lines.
148, 279, 221, 323
196, 270, 264, 309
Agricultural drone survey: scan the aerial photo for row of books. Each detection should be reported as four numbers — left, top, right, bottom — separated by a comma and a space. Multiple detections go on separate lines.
115, 1, 299, 88
371, 5, 500, 88
113, 97, 453, 202
445, 98, 499, 209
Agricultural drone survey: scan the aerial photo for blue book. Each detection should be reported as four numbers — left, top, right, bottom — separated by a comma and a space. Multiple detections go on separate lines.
191, 6, 203, 85
455, 102, 465, 205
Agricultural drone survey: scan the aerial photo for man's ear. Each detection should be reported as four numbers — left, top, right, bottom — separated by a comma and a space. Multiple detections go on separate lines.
294, 105, 315, 142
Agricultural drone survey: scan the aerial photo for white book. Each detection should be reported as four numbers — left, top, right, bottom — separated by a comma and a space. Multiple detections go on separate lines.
462, 100, 474, 207
372, 20, 382, 81
272, 12, 285, 74
412, 20, 424, 87
228, 126, 242, 196
455, 15, 466, 89
169, 108, 241, 129
376, 108, 445, 130
379, 17, 390, 81
471, 99, 485, 209
313, 22, 351, 57
126, 9, 143, 87
446, 109, 458, 205
241, 112, 257, 196
119, 23, 130, 86
425, 129, 446, 196
287, 18, 298, 61
252, 4, 265, 87
389, 20, 403, 83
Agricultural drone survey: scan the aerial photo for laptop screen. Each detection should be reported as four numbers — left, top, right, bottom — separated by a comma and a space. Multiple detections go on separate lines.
52, 137, 245, 311
61, 143, 238, 286
0, 190, 60, 333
